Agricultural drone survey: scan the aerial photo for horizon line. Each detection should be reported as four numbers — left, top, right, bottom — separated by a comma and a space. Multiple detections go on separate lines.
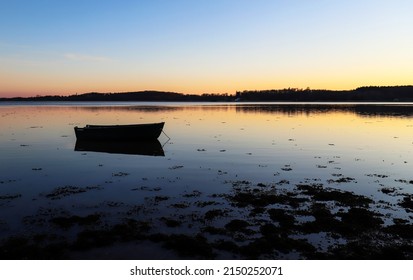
3, 85, 413, 99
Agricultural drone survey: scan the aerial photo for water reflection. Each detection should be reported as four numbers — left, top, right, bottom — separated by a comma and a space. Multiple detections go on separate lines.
234, 103, 413, 118
69, 102, 413, 118
75, 140, 165, 156
74, 105, 181, 113
1, 102, 413, 260
353, 104, 413, 117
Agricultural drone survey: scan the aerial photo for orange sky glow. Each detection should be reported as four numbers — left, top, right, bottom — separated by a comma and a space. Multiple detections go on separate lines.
1, 1, 412, 98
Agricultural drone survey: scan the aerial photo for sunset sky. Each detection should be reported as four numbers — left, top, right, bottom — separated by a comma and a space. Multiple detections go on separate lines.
1, 0, 412, 97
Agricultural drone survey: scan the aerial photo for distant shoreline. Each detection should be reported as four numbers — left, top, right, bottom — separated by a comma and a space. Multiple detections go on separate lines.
2, 86, 413, 102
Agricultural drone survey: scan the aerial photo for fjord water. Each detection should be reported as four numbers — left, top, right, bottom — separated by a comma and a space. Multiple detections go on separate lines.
0, 102, 412, 259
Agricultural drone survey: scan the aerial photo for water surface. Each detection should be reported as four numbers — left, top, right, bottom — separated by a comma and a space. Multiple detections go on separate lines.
1, 102, 412, 259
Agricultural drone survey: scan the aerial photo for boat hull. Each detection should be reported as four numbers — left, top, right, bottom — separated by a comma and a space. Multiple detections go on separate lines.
74, 122, 165, 141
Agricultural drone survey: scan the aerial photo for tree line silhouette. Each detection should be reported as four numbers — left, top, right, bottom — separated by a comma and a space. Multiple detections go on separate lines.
1, 86, 413, 102
235, 86, 413, 101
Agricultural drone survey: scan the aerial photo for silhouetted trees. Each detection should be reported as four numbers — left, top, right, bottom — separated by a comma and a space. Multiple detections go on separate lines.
236, 86, 413, 102
0, 91, 236, 102
1, 86, 413, 102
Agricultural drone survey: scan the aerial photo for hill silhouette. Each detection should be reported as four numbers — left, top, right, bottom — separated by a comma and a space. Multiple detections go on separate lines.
0, 91, 232, 102
1, 86, 413, 102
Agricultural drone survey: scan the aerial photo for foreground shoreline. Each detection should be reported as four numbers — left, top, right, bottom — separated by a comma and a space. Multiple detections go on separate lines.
1, 175, 412, 260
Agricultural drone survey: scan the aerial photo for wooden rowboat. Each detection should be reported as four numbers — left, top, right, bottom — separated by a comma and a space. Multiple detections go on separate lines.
74, 122, 165, 141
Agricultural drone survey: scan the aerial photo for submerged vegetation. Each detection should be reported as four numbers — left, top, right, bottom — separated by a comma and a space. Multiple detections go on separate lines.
1, 177, 413, 260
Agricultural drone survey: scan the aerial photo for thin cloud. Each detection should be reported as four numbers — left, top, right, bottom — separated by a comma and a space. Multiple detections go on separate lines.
64, 53, 113, 62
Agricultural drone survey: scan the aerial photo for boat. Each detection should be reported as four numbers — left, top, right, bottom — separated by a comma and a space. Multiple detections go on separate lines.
75, 139, 165, 156
74, 122, 165, 141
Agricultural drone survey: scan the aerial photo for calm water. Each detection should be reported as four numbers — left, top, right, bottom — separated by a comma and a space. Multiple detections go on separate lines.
0, 102, 412, 259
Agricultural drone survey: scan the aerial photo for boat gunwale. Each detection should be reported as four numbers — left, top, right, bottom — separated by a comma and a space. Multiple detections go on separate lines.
74, 122, 165, 141
75, 122, 165, 129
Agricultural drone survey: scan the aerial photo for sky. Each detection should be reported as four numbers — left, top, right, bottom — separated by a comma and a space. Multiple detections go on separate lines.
1, 0, 413, 97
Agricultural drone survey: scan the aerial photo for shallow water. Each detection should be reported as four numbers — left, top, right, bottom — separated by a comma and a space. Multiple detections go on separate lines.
1, 102, 413, 259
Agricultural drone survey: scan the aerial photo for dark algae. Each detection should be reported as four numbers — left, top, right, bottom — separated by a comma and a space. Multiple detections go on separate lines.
1, 178, 413, 259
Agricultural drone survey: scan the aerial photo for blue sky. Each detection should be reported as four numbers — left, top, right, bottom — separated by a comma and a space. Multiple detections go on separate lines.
1, 0, 412, 97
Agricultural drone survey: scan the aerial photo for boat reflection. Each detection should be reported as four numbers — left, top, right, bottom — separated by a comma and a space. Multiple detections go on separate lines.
75, 139, 165, 156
